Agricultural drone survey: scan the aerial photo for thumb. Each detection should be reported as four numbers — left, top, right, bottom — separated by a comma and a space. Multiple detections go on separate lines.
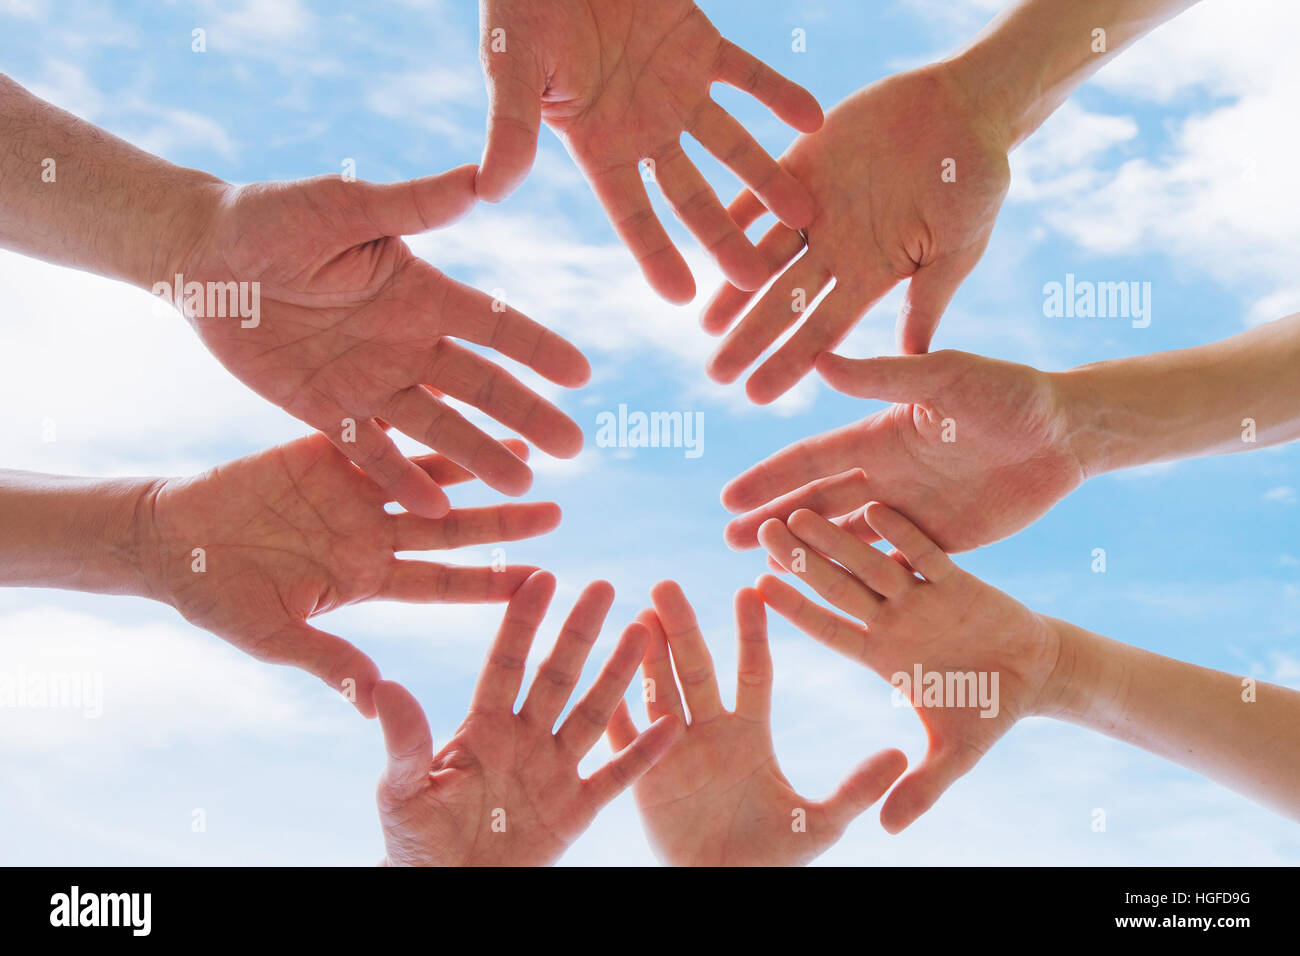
814, 350, 952, 403
475, 33, 544, 202
351, 164, 479, 238
267, 621, 381, 717
375, 680, 434, 797
879, 743, 982, 834
896, 241, 986, 354
605, 698, 640, 752
818, 748, 908, 829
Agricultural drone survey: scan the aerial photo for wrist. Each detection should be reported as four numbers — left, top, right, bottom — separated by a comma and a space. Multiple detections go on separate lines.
125, 477, 173, 604
130, 476, 180, 608
926, 55, 1018, 159
939, 48, 1023, 155
144, 171, 232, 298
1047, 365, 1119, 482
1029, 615, 1081, 720
0, 474, 169, 599
1030, 616, 1128, 729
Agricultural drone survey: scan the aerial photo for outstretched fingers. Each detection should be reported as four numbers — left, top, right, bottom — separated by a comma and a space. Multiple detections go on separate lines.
375, 680, 434, 798
815, 748, 909, 831
385, 385, 534, 498
404, 438, 529, 493
689, 100, 815, 230
425, 339, 584, 459
651, 141, 769, 291
879, 743, 983, 833
757, 517, 882, 624
786, 508, 916, 600
330, 418, 450, 519
585, 162, 695, 304
638, 609, 686, 723
388, 501, 561, 552
556, 622, 651, 759
650, 580, 725, 723
475, 25, 545, 202
755, 572, 870, 665
348, 165, 478, 240
699, 192, 805, 336
435, 275, 592, 388
733, 587, 773, 722
713, 39, 823, 134
268, 621, 383, 718
378, 560, 537, 603
517, 580, 616, 730
724, 467, 871, 550
707, 249, 831, 385
469, 570, 556, 713
862, 502, 957, 584
584, 713, 681, 810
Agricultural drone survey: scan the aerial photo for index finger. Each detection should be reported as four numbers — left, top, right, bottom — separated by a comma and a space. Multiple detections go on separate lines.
713, 39, 823, 134
584, 162, 695, 304
721, 420, 866, 512
469, 570, 556, 713
649, 580, 725, 722
435, 275, 592, 388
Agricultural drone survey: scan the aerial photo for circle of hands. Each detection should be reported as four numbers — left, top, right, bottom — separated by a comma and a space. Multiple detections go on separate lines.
151, 0, 1080, 865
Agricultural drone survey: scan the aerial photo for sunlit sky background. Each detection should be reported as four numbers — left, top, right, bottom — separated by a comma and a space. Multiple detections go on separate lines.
1, 0, 1298, 864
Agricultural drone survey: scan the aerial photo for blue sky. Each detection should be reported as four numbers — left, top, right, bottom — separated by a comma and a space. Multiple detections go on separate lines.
1, 0, 1298, 865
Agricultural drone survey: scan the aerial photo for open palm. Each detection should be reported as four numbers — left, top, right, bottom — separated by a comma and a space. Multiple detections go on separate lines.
375, 573, 680, 865
476, 0, 823, 303
757, 505, 1059, 832
607, 581, 905, 865
704, 64, 1012, 402
179, 164, 589, 519
146, 433, 557, 716
723, 349, 1084, 553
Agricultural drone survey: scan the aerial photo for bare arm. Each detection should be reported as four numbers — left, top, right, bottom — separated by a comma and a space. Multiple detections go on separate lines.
1042, 616, 1300, 823
1056, 313, 1300, 477
0, 73, 220, 289
756, 505, 1300, 830
0, 470, 158, 597
950, 0, 1202, 148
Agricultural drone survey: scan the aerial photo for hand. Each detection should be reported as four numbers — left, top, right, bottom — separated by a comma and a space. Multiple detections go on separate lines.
475, 0, 823, 303
178, 164, 590, 518
606, 581, 906, 865
703, 64, 1012, 403
722, 350, 1084, 554
756, 505, 1060, 832
144, 433, 559, 716
375, 572, 681, 866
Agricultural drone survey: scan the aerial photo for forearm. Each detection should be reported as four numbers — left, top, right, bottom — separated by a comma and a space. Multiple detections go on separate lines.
1038, 616, 1300, 822
1051, 312, 1300, 477
0, 73, 224, 290
945, 0, 1200, 148
0, 470, 163, 599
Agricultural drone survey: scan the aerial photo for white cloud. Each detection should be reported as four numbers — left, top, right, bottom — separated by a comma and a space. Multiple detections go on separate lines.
206, 0, 315, 46
128, 107, 238, 163
409, 209, 821, 418
1008, 0, 1300, 328
1264, 485, 1297, 505
24, 59, 105, 119
365, 66, 482, 141
0, 603, 347, 755
0, 250, 299, 477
